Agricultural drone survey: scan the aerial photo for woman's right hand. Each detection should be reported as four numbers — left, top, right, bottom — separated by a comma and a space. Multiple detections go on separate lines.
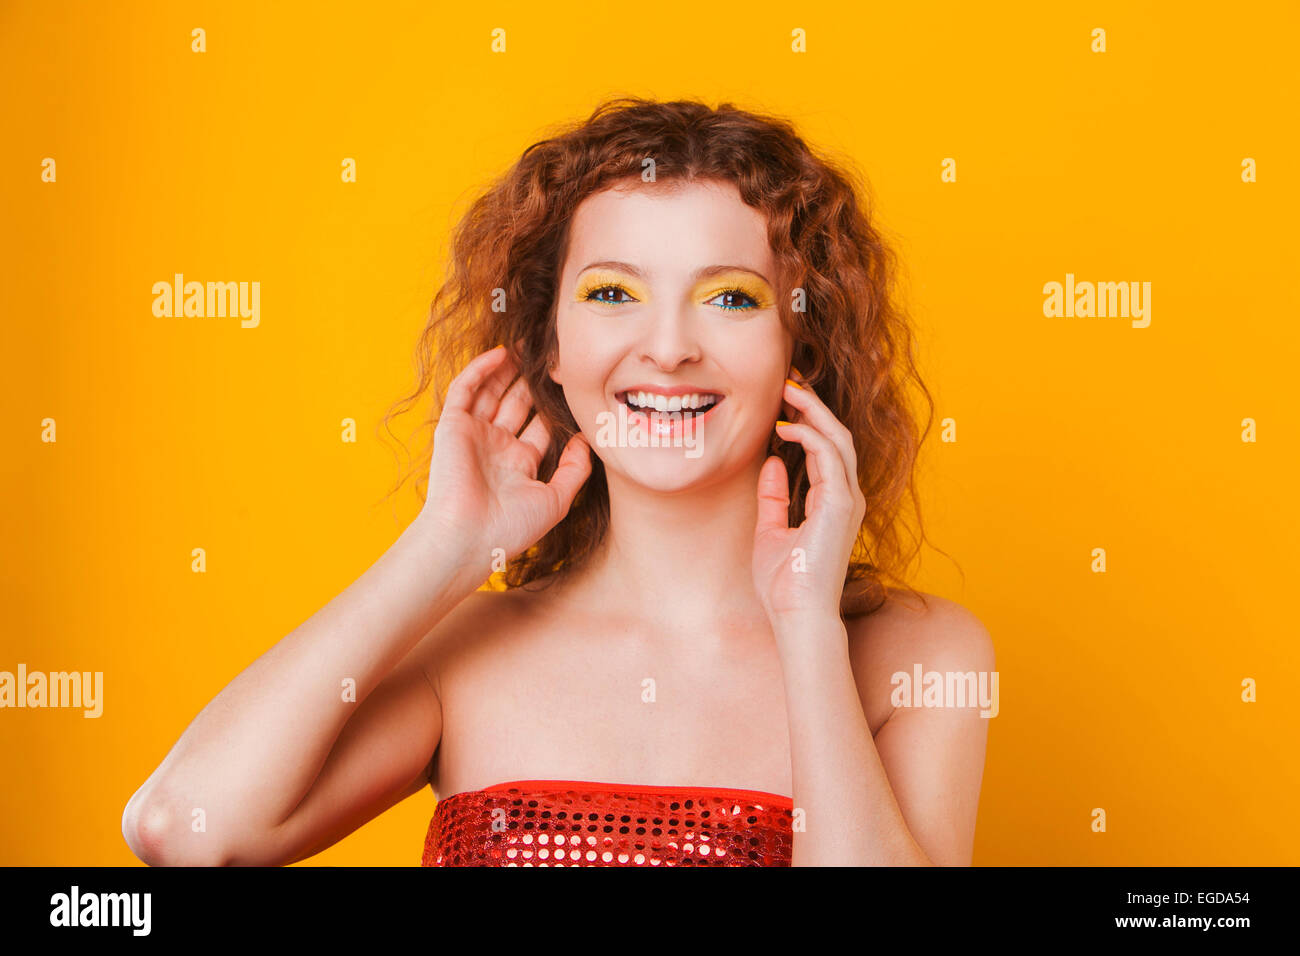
416, 345, 593, 566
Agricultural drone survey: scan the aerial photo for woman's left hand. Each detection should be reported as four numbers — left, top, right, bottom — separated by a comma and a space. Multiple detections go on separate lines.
752, 374, 867, 624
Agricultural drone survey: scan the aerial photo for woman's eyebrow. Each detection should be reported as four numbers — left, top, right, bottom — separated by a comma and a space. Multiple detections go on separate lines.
577, 260, 773, 285
695, 264, 773, 285
577, 259, 647, 277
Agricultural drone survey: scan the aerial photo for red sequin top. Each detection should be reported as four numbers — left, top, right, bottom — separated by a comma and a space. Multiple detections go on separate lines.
422, 780, 794, 866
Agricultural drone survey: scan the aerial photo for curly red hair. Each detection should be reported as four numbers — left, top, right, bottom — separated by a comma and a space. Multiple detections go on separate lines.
385, 96, 937, 616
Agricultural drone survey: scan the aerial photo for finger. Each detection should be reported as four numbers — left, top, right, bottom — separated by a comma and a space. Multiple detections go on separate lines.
469, 354, 520, 421
544, 432, 593, 512
444, 345, 510, 416
776, 418, 829, 487
780, 392, 802, 422
492, 374, 534, 436
780, 366, 807, 420
781, 379, 857, 486
517, 410, 551, 460
754, 455, 791, 537
774, 420, 856, 511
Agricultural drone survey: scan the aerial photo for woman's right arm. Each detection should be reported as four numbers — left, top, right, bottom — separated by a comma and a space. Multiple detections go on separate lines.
121, 346, 592, 866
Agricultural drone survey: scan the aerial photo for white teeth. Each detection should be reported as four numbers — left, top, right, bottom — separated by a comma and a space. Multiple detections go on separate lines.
623, 391, 719, 412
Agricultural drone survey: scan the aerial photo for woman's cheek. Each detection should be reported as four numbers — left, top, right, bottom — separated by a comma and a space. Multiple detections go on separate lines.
569, 389, 610, 454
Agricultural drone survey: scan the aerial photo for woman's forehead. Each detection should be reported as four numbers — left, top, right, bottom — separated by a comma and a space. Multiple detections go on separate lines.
563, 179, 773, 278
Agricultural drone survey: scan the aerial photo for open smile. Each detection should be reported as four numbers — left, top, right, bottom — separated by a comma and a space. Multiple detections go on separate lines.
613, 387, 725, 436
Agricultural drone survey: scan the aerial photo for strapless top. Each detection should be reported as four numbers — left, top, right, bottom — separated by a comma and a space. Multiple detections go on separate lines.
422, 779, 795, 866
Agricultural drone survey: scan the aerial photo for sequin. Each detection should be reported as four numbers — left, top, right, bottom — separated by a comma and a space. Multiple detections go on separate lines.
422, 780, 794, 867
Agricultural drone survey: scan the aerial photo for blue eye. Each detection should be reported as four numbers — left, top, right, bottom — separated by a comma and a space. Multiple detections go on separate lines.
707, 289, 759, 311
586, 284, 637, 305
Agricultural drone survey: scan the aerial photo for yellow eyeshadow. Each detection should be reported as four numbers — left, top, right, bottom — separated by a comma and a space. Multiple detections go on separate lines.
697, 274, 775, 309
575, 272, 645, 302
574, 271, 775, 309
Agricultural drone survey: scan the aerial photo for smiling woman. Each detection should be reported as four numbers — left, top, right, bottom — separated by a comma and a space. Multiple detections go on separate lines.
547, 179, 790, 489
122, 97, 993, 868
392, 99, 939, 618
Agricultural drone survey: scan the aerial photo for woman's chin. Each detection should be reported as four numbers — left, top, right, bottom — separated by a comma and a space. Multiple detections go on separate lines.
604, 451, 720, 492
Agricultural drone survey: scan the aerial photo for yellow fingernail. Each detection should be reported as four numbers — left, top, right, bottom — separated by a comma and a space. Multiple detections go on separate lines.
785, 378, 803, 390
776, 419, 793, 428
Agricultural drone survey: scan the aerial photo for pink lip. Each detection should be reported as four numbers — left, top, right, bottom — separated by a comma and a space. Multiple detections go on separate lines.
616, 383, 723, 398
615, 393, 724, 441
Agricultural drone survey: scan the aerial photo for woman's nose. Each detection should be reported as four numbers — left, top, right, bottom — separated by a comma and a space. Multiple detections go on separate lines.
637, 300, 702, 370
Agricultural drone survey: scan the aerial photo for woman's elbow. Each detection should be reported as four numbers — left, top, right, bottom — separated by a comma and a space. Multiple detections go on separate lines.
122, 790, 232, 867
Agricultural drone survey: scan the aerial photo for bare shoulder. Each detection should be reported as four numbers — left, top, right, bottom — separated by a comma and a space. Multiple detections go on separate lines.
416, 582, 555, 685
844, 589, 995, 727
441, 584, 537, 625
425, 584, 539, 646
848, 588, 994, 666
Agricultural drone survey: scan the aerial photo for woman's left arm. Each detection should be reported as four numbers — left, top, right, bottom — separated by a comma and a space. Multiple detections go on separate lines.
770, 603, 993, 866
754, 377, 993, 866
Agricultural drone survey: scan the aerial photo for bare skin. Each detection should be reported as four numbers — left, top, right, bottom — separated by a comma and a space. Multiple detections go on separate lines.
122, 179, 992, 867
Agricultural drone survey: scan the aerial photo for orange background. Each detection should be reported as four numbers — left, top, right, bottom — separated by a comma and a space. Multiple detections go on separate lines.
1, 0, 1296, 865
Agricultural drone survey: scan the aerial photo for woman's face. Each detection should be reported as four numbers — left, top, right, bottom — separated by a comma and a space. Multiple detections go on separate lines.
550, 178, 793, 492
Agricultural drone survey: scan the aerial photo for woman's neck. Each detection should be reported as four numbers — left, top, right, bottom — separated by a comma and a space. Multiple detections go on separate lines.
567, 456, 773, 633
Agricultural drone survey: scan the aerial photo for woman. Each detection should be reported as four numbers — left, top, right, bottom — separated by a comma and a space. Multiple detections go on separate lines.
122, 97, 993, 867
